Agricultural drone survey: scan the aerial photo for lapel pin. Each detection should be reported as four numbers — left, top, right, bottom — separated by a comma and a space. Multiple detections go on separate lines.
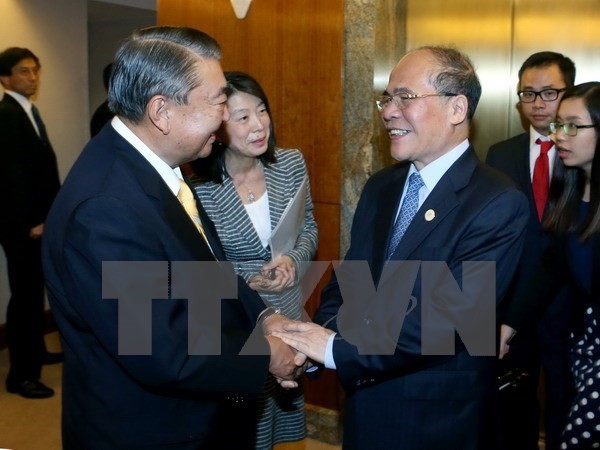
425, 209, 435, 222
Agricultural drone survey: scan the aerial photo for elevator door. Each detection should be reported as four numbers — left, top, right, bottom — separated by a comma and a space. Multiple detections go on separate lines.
405, 0, 600, 157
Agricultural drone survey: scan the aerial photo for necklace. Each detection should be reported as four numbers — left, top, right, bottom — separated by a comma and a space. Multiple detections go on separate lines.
228, 157, 263, 204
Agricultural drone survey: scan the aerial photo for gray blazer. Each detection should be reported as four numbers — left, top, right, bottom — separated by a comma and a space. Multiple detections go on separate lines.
195, 148, 318, 319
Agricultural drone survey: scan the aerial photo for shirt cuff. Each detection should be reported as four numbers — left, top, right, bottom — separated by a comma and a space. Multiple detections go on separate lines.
324, 332, 337, 370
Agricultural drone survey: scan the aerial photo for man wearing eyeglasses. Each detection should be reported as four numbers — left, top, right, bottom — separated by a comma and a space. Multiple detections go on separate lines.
486, 51, 576, 450
276, 46, 529, 450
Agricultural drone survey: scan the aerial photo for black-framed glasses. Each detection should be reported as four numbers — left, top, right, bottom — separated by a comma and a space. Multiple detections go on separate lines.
517, 88, 566, 103
375, 92, 457, 111
549, 122, 596, 136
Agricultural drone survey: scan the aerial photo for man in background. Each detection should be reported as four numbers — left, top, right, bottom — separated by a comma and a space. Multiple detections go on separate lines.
487, 51, 576, 450
89, 62, 114, 137
0, 47, 62, 399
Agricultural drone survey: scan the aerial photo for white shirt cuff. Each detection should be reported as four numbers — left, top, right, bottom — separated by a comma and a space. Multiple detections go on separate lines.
324, 332, 337, 370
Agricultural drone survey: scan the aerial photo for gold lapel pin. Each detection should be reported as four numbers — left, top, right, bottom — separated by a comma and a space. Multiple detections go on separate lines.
425, 209, 435, 222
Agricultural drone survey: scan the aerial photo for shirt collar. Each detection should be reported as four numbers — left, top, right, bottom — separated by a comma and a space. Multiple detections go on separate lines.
110, 116, 183, 195
412, 139, 470, 192
529, 125, 552, 145
3, 90, 32, 110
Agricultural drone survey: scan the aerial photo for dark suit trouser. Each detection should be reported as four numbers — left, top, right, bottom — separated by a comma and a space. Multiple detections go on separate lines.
1, 230, 46, 384
499, 288, 574, 450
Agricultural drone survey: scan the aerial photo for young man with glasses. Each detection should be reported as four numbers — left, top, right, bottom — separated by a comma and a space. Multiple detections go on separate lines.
486, 51, 576, 450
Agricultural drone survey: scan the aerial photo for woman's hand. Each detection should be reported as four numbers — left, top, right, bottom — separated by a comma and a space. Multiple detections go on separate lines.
248, 256, 296, 293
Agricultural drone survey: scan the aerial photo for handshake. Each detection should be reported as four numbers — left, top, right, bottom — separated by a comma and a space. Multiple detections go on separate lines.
261, 312, 335, 388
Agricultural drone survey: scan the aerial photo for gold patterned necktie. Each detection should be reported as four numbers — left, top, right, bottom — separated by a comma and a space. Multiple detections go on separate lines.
177, 179, 215, 257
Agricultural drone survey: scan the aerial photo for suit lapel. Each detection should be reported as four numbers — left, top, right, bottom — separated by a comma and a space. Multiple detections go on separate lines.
515, 134, 533, 194
516, 134, 546, 222
379, 148, 478, 285
264, 161, 286, 231
211, 177, 269, 259
371, 165, 409, 282
112, 130, 218, 261
4, 94, 46, 145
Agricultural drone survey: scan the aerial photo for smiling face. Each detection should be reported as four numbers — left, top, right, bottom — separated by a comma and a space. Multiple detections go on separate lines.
164, 58, 229, 165
554, 97, 598, 177
518, 64, 567, 135
0, 57, 40, 98
221, 90, 271, 158
380, 49, 467, 169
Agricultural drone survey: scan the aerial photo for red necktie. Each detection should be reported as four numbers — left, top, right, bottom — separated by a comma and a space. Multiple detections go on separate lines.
532, 138, 553, 221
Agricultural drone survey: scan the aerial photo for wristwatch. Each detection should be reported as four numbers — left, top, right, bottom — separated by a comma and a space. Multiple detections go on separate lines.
257, 306, 282, 323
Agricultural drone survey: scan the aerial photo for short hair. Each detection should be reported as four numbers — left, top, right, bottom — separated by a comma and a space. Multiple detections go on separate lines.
191, 71, 278, 183
419, 45, 482, 121
518, 51, 576, 88
0, 47, 40, 76
108, 26, 222, 123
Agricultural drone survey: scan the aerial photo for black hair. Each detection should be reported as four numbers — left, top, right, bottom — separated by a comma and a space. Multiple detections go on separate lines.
191, 71, 277, 183
518, 51, 576, 89
0, 47, 40, 76
544, 82, 600, 241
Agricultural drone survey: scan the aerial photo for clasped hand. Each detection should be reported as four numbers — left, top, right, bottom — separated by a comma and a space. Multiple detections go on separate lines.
271, 321, 334, 365
262, 314, 309, 389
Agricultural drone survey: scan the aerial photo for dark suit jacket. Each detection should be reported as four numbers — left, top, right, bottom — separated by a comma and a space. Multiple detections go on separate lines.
314, 147, 529, 450
507, 231, 599, 334
487, 134, 572, 335
42, 125, 270, 449
0, 93, 60, 233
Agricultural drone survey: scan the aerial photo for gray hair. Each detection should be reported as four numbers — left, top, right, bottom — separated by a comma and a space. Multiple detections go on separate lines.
419, 45, 481, 121
108, 26, 222, 123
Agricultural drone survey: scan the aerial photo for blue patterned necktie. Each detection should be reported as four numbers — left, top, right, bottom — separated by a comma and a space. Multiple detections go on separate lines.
387, 171, 425, 258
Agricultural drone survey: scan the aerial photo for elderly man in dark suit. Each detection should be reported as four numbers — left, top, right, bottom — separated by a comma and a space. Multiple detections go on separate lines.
275, 46, 529, 450
0, 47, 62, 399
42, 26, 303, 449
487, 51, 576, 450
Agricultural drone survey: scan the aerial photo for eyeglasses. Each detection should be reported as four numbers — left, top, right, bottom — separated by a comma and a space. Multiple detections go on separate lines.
517, 88, 566, 103
375, 92, 457, 111
549, 122, 596, 136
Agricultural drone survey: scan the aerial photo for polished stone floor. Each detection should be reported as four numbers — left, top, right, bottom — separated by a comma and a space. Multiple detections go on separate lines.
0, 332, 340, 450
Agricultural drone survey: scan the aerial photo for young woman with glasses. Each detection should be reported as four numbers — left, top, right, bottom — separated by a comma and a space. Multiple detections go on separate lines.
501, 81, 600, 448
